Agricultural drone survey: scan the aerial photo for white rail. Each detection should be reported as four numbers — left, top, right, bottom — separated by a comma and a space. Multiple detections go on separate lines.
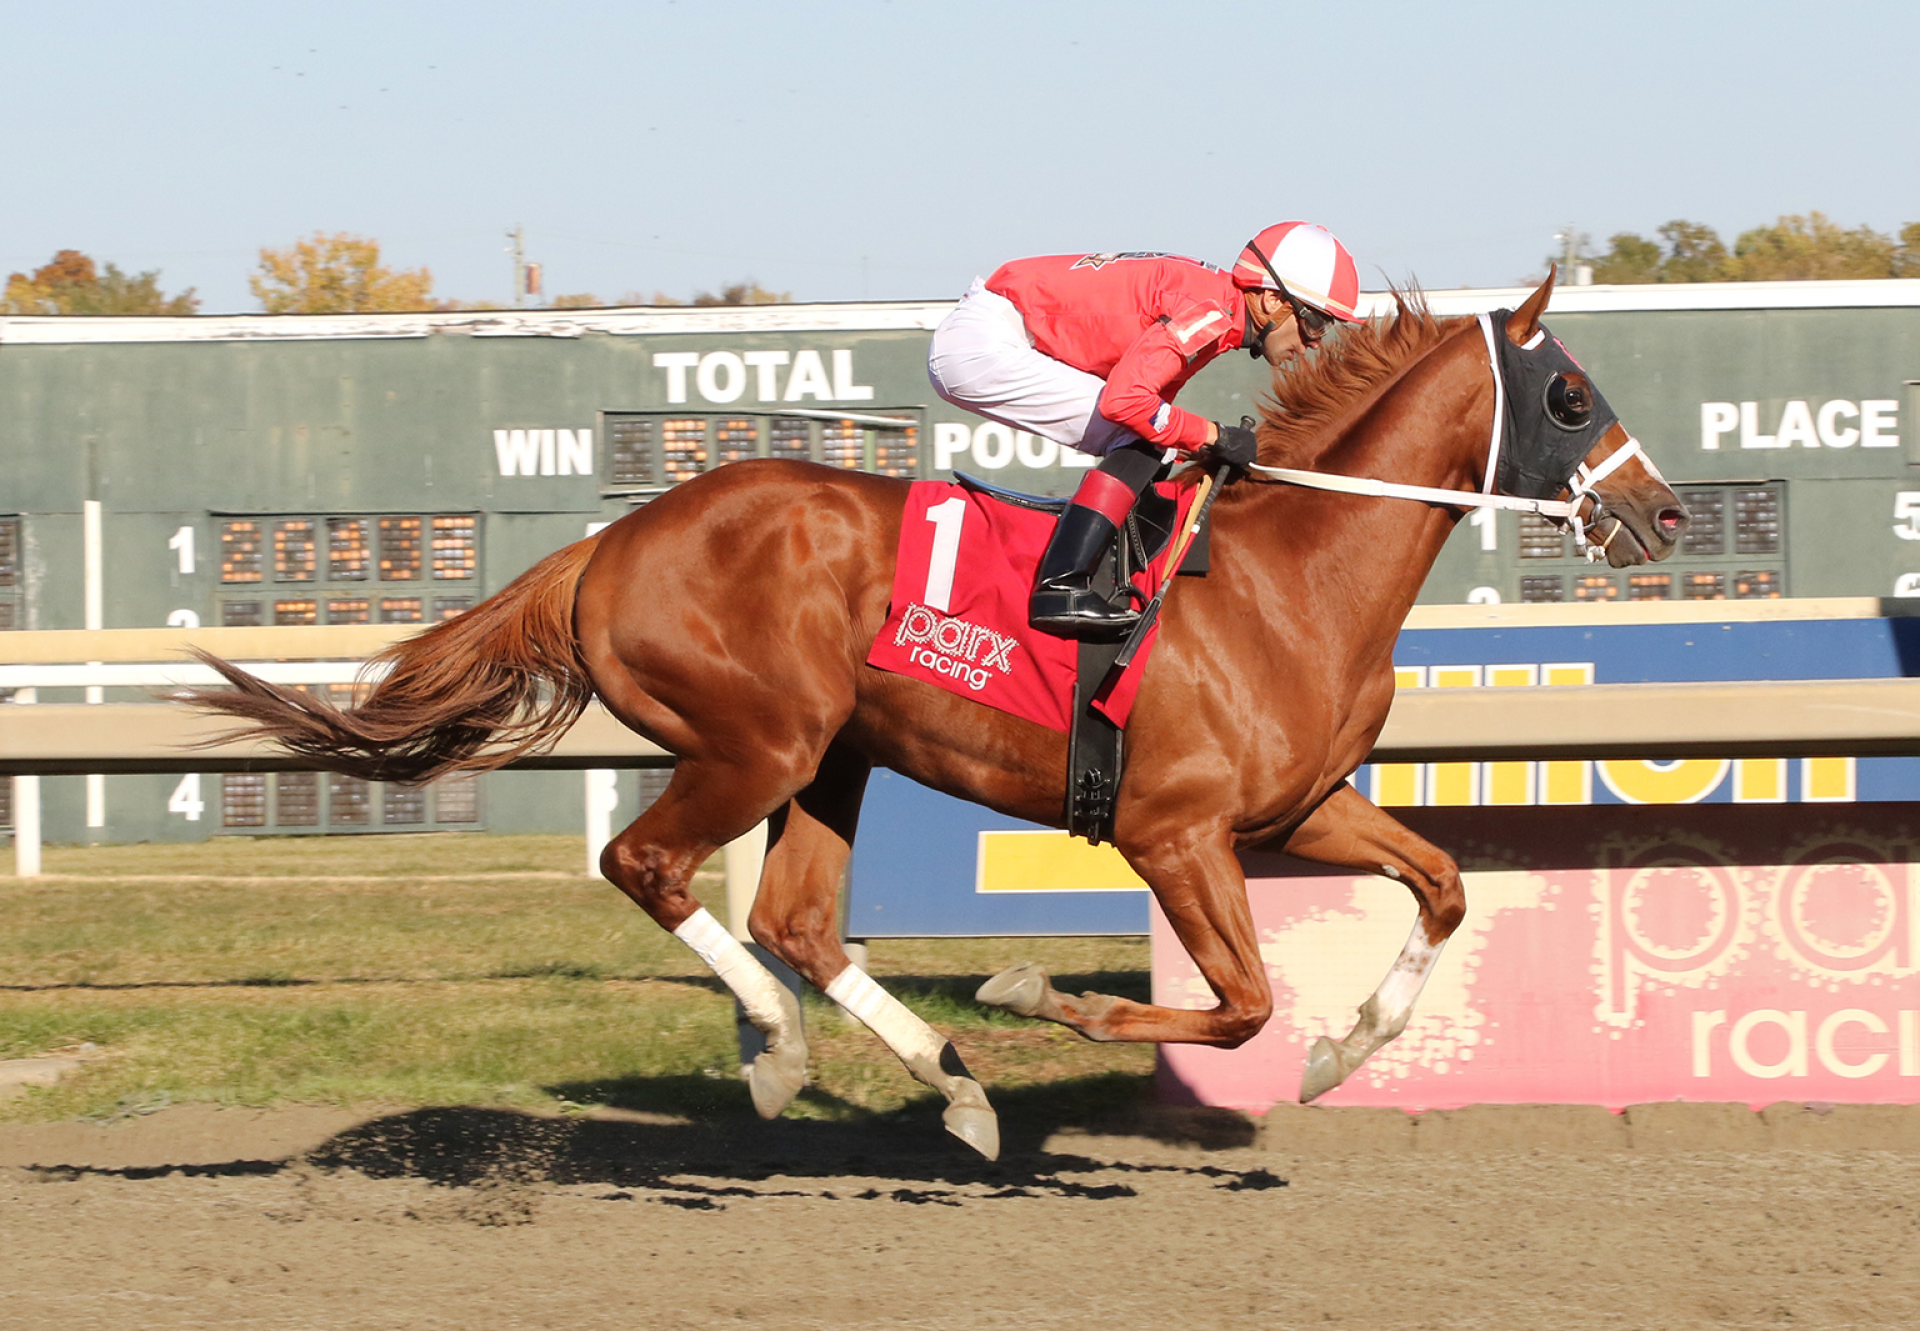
0, 629, 694, 917
12, 628, 1920, 917
0, 662, 381, 688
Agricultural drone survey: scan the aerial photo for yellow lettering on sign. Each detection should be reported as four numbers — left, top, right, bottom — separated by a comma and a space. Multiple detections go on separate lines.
1598, 758, 1731, 805
1374, 763, 1423, 807
1801, 757, 1856, 802
1733, 758, 1787, 803
975, 830, 1147, 893
1541, 758, 1592, 804
1358, 659, 1846, 808
1541, 663, 1595, 805
1428, 666, 1482, 806
1484, 664, 1539, 805
1374, 667, 1426, 807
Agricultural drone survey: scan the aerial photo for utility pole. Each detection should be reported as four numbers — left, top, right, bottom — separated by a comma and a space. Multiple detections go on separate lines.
1555, 224, 1578, 272
1553, 225, 1594, 285
508, 226, 527, 308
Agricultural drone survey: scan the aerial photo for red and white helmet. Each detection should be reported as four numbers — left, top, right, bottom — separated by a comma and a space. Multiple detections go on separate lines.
1232, 222, 1363, 323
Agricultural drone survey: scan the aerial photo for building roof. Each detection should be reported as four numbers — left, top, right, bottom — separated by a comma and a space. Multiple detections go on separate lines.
3, 280, 1918, 346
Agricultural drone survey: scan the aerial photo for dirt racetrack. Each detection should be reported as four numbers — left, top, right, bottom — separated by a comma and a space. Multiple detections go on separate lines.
3, 1098, 1918, 1330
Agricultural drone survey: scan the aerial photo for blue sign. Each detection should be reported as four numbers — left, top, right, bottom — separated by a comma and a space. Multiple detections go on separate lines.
848, 769, 1148, 938
1381, 615, 1920, 805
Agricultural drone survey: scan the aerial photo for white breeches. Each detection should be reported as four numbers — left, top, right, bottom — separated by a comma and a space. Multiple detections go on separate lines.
927, 279, 1137, 458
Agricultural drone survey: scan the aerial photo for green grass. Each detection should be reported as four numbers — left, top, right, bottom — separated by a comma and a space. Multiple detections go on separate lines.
1, 835, 1153, 1123
31, 832, 585, 878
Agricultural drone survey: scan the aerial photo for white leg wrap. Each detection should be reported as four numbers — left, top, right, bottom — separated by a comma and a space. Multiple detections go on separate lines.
824, 965, 946, 1068
673, 908, 790, 1033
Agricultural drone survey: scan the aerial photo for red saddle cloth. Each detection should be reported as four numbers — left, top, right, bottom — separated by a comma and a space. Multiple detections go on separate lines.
865, 480, 1196, 733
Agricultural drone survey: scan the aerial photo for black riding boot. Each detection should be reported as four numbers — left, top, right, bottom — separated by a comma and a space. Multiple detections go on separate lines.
1028, 503, 1141, 641
1029, 441, 1163, 641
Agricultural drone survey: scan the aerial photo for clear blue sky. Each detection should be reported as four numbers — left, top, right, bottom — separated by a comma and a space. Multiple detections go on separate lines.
4, 0, 1916, 312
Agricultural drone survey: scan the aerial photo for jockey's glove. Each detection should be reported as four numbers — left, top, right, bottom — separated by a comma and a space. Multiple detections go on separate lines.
1206, 418, 1259, 477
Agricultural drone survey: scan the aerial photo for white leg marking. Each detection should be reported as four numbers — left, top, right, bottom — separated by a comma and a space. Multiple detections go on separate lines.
673, 907, 791, 1034
1369, 921, 1445, 1037
824, 965, 945, 1067
1301, 921, 1449, 1103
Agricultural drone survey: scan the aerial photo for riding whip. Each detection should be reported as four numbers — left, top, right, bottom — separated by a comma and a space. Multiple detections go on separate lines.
1109, 462, 1229, 674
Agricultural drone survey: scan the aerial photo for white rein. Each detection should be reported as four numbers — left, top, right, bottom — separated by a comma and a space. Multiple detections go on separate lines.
1244, 312, 1645, 562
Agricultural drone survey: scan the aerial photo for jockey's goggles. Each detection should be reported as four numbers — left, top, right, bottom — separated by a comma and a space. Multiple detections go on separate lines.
1282, 290, 1334, 344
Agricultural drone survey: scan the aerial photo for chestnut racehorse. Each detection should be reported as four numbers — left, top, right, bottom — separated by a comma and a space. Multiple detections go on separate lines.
186, 272, 1686, 1159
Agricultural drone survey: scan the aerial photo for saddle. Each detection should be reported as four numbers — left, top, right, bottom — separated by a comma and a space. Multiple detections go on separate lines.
955, 473, 1211, 845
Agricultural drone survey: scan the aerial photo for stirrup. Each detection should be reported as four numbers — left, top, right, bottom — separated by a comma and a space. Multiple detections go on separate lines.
1029, 581, 1141, 642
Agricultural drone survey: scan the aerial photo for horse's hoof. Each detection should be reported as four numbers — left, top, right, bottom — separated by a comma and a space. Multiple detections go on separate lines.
744, 982, 809, 1119
976, 962, 1049, 1017
1299, 1036, 1349, 1104
943, 1102, 1001, 1161
745, 1040, 809, 1119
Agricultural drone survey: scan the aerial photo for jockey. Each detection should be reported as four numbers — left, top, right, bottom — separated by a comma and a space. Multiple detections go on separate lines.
928, 222, 1363, 640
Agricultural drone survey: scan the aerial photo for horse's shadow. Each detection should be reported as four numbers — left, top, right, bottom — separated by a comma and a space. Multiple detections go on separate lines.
287, 1075, 1266, 1199
285, 963, 1262, 1198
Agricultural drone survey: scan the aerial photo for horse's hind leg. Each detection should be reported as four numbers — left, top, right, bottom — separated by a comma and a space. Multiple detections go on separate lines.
1275, 781, 1466, 1102
979, 822, 1277, 1046
599, 758, 811, 1120
974, 783, 1461, 1082
749, 743, 1000, 1161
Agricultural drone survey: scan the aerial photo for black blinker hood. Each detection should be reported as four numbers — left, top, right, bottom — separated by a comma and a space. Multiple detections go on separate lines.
1487, 310, 1621, 500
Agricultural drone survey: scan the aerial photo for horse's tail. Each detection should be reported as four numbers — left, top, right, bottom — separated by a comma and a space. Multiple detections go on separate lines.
182, 534, 603, 784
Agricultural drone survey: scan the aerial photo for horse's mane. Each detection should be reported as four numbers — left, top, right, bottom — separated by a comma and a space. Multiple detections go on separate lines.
1210, 287, 1468, 501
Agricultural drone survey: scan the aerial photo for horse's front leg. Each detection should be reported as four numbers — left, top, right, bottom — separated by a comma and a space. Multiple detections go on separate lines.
978, 821, 1276, 1046
1274, 781, 1466, 1102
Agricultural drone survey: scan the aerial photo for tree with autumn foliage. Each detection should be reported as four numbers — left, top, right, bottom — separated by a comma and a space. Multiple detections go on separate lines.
1585, 213, 1920, 284
250, 232, 435, 313
544, 282, 792, 309
692, 279, 789, 306
1725, 213, 1905, 281
3, 249, 199, 315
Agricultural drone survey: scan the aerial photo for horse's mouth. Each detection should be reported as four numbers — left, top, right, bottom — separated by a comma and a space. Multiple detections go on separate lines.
1591, 488, 1687, 569
1592, 503, 1677, 568
1602, 513, 1651, 567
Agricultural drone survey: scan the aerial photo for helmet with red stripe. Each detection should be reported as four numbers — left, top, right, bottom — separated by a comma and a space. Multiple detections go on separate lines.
1232, 222, 1363, 323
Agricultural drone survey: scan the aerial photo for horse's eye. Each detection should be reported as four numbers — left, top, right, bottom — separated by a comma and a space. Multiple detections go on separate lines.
1545, 374, 1593, 430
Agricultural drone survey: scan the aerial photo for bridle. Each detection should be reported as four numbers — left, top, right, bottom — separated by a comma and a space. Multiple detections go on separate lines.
1244, 312, 1648, 561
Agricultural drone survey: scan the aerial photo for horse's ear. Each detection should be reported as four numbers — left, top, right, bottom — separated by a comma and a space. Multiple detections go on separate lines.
1505, 264, 1557, 346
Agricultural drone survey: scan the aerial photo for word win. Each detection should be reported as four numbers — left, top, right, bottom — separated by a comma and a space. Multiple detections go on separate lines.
1371, 663, 1855, 806
494, 429, 593, 477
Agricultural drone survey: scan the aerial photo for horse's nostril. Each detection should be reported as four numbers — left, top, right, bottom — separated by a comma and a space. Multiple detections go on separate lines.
1658, 507, 1687, 535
